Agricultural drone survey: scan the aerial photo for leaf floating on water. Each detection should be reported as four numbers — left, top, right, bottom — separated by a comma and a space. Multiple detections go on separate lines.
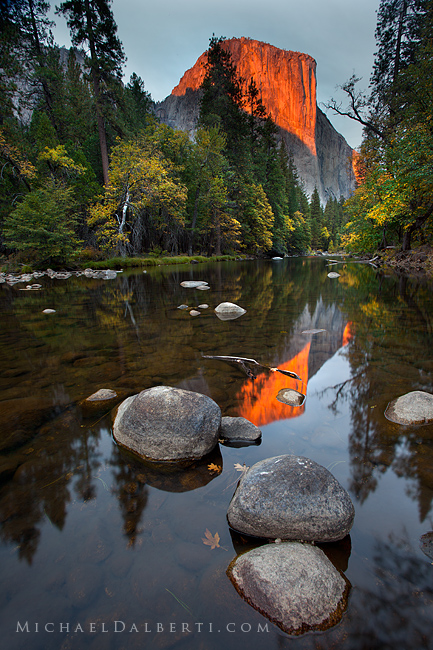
301, 328, 326, 334
234, 462, 249, 472
207, 463, 220, 472
276, 388, 306, 407
202, 529, 220, 550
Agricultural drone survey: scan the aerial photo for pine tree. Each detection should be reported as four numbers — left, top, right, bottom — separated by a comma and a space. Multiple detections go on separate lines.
198, 36, 247, 167
57, 0, 126, 185
309, 188, 323, 249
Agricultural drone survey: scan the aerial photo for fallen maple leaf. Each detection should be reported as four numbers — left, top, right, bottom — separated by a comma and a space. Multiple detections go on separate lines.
207, 463, 220, 472
202, 529, 220, 549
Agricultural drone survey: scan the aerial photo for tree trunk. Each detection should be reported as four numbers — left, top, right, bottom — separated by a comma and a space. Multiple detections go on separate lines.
402, 203, 433, 251
28, 0, 58, 135
84, 0, 109, 186
188, 183, 201, 255
215, 212, 221, 256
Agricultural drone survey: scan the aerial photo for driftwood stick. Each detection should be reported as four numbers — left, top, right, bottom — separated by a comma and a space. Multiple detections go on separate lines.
202, 354, 301, 381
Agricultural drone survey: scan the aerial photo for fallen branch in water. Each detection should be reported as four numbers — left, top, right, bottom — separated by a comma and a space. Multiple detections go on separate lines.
202, 354, 301, 381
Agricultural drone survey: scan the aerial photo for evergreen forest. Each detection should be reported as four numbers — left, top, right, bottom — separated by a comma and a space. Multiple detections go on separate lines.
0, 0, 431, 269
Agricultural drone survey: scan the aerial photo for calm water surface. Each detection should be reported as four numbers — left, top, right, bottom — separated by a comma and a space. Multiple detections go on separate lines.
1, 257, 433, 650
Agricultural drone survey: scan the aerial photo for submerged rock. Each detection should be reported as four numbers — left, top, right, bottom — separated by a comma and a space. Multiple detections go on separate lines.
385, 390, 433, 425
227, 541, 350, 635
219, 416, 262, 446
214, 302, 246, 321
227, 454, 354, 542
80, 388, 120, 417
113, 386, 221, 462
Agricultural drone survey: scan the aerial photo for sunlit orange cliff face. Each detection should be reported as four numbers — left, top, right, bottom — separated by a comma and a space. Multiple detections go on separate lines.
172, 37, 318, 156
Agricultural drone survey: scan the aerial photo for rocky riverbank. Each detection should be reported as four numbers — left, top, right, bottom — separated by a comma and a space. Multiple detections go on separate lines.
362, 245, 433, 276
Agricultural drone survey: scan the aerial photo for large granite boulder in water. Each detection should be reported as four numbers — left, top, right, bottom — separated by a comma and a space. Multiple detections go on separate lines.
227, 541, 350, 635
113, 386, 221, 462
227, 454, 354, 542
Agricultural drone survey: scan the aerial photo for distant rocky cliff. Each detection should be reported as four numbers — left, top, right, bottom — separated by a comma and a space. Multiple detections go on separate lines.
155, 38, 356, 204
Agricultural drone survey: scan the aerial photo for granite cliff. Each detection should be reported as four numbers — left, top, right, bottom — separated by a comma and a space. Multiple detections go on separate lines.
155, 38, 356, 204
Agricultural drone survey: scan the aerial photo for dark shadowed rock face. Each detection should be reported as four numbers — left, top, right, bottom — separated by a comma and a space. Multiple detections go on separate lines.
227, 454, 354, 542
227, 541, 350, 635
113, 386, 221, 462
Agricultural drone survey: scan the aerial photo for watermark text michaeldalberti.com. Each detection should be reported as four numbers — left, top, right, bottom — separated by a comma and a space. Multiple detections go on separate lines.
16, 621, 270, 634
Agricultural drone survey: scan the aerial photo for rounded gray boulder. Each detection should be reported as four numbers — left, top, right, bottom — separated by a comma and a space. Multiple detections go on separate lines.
113, 386, 221, 462
227, 541, 350, 635
227, 454, 354, 542
219, 416, 262, 446
385, 390, 433, 425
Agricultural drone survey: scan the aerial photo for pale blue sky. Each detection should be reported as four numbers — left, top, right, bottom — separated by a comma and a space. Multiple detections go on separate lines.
50, 0, 380, 149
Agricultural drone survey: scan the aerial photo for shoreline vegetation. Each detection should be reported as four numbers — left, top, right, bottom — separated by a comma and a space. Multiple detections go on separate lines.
2, 245, 433, 280
1, 2, 431, 273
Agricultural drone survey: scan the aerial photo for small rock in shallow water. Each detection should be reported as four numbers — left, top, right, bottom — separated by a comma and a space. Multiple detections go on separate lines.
276, 388, 306, 406
177, 304, 189, 310
214, 302, 246, 321
420, 532, 433, 560
180, 281, 208, 288
86, 389, 117, 402
384, 390, 433, 425
42, 309, 56, 314
197, 304, 209, 309
327, 272, 340, 279
219, 416, 262, 445
189, 310, 200, 316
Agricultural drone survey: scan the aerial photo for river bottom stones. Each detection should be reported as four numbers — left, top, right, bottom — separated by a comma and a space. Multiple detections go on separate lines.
227, 454, 354, 542
113, 386, 221, 462
227, 542, 350, 635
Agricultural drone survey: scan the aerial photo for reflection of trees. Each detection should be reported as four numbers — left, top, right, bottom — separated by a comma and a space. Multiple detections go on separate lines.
331, 265, 433, 516
108, 445, 149, 547
343, 532, 433, 648
0, 409, 104, 563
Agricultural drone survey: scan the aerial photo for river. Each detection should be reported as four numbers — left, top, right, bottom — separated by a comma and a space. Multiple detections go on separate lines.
0, 257, 432, 649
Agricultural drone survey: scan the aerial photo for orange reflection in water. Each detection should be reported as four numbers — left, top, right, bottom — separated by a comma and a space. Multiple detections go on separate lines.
342, 321, 354, 347
237, 342, 311, 427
